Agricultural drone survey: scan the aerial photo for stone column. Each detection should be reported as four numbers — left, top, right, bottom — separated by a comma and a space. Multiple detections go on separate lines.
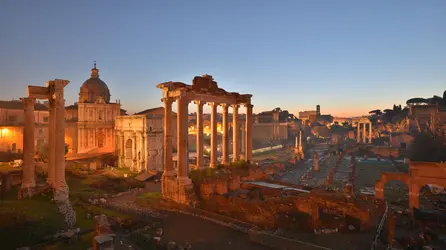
299, 130, 303, 153
162, 98, 174, 177
245, 103, 253, 161
313, 151, 319, 171
78, 128, 83, 152
241, 122, 246, 157
47, 98, 56, 187
120, 133, 125, 167
53, 80, 69, 197
232, 104, 239, 162
369, 122, 372, 144
177, 95, 191, 183
409, 184, 420, 210
141, 133, 146, 172
375, 180, 384, 199
209, 102, 218, 168
77, 127, 81, 153
362, 122, 366, 143
132, 133, 137, 172
357, 123, 360, 143
21, 97, 36, 196
195, 101, 205, 169
93, 128, 96, 147
221, 104, 229, 165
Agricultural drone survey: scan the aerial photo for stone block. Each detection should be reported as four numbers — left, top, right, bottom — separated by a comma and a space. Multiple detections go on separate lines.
215, 179, 228, 195
200, 183, 215, 200
228, 176, 240, 191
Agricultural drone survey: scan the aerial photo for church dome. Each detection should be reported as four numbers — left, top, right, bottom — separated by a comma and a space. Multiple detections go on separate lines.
79, 63, 111, 103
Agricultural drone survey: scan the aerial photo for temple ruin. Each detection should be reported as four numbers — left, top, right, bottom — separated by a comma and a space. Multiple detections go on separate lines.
157, 74, 253, 203
23, 79, 76, 227
356, 117, 372, 144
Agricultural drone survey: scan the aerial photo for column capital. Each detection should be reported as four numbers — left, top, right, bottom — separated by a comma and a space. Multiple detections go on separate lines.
221, 103, 229, 112
231, 104, 239, 109
208, 102, 219, 107
175, 95, 190, 104
243, 103, 254, 109
20, 97, 36, 105
194, 100, 205, 107
161, 97, 174, 104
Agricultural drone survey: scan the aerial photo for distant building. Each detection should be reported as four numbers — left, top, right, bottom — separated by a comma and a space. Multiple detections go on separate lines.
252, 108, 300, 147
65, 63, 122, 155
115, 114, 164, 172
299, 110, 317, 122
0, 64, 125, 156
0, 100, 49, 153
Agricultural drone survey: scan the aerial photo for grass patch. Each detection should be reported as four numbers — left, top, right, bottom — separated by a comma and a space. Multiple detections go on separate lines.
138, 192, 162, 200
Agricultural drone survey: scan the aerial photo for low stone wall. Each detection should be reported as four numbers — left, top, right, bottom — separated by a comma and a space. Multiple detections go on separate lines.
345, 146, 399, 158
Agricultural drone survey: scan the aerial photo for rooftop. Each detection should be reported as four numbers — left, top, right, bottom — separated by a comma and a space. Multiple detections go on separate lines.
0, 100, 48, 111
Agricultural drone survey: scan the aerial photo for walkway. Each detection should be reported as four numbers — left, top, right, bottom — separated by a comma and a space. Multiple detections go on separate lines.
109, 186, 269, 250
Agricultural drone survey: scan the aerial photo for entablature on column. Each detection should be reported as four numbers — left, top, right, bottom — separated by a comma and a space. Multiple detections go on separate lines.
156, 74, 252, 106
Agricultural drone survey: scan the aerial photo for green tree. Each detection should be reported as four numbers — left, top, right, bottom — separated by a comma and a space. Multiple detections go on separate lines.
409, 132, 446, 162
406, 97, 428, 106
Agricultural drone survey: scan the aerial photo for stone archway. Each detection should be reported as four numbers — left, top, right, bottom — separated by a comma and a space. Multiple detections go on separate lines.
125, 139, 133, 168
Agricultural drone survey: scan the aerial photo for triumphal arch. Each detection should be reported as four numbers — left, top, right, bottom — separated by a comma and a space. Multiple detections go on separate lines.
157, 74, 253, 203
375, 161, 446, 210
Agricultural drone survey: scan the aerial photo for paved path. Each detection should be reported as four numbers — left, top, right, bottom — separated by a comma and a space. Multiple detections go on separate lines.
109, 186, 270, 250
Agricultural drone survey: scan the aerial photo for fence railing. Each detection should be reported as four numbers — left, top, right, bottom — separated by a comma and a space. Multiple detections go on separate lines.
371, 201, 388, 250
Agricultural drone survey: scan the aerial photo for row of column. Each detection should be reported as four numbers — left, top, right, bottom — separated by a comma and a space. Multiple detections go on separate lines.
162, 97, 253, 181
357, 122, 372, 143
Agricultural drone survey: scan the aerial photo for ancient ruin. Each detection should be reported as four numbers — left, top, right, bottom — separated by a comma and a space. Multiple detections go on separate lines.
157, 74, 253, 203
375, 161, 446, 210
115, 114, 164, 172
356, 117, 372, 143
24, 79, 76, 227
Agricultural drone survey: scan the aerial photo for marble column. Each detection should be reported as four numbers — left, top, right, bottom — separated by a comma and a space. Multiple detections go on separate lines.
232, 104, 239, 162
245, 103, 253, 161
21, 97, 36, 195
209, 102, 218, 168
241, 123, 246, 157
47, 98, 56, 187
299, 130, 303, 151
357, 124, 360, 143
177, 96, 190, 183
369, 122, 372, 144
162, 98, 174, 177
195, 101, 205, 169
53, 80, 69, 196
362, 122, 366, 143
120, 133, 125, 167
141, 133, 146, 172
132, 133, 137, 171
221, 104, 229, 164
77, 127, 81, 153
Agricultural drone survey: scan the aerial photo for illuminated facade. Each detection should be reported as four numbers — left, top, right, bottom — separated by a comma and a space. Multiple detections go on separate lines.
0, 100, 49, 153
0, 64, 123, 155
65, 63, 122, 154
115, 107, 177, 172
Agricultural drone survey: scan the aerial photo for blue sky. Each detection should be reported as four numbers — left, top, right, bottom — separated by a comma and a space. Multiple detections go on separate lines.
0, 0, 445, 117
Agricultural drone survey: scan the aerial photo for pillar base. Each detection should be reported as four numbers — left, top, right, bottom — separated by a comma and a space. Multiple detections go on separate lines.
18, 186, 35, 199
161, 176, 196, 205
